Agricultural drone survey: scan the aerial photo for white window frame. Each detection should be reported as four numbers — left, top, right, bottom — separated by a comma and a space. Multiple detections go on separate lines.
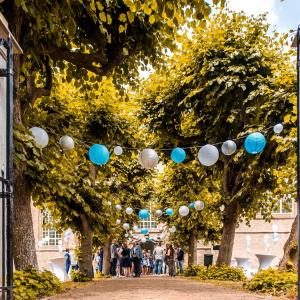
272, 198, 294, 215
42, 211, 62, 246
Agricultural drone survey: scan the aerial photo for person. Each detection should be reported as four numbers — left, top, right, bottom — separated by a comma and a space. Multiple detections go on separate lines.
110, 240, 118, 276
149, 252, 154, 274
153, 242, 164, 275
121, 243, 131, 277
64, 249, 71, 275
177, 247, 184, 274
166, 244, 176, 277
98, 247, 104, 273
116, 243, 123, 277
142, 250, 148, 275
132, 241, 142, 277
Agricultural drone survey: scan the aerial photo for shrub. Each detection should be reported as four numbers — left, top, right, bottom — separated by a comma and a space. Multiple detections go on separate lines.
70, 270, 91, 282
184, 264, 246, 281
14, 267, 61, 300
246, 268, 297, 295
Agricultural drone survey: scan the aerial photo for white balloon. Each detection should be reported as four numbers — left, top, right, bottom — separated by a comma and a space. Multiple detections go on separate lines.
125, 233, 129, 238
198, 144, 219, 166
133, 225, 138, 231
123, 223, 130, 230
126, 207, 133, 215
114, 146, 123, 155
273, 123, 283, 134
194, 200, 205, 211
221, 140, 237, 156
179, 205, 189, 217
116, 219, 121, 225
155, 209, 163, 217
59, 135, 75, 151
115, 204, 122, 211
141, 237, 147, 243
169, 226, 176, 233
139, 149, 159, 169
30, 127, 49, 148
220, 205, 225, 212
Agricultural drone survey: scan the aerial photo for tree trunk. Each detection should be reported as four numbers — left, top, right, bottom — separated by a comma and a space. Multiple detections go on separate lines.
217, 201, 238, 265
188, 232, 197, 266
102, 239, 111, 275
279, 215, 298, 270
78, 214, 93, 278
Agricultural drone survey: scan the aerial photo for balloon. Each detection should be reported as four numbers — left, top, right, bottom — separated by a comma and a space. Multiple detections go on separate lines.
133, 225, 138, 231
59, 135, 75, 151
140, 228, 149, 235
194, 200, 205, 211
273, 123, 283, 134
155, 209, 163, 217
115, 204, 122, 211
189, 202, 195, 209
138, 209, 150, 220
123, 223, 130, 230
198, 144, 219, 166
244, 132, 266, 154
125, 233, 129, 238
139, 149, 159, 169
126, 207, 133, 215
141, 237, 147, 243
220, 204, 225, 212
166, 208, 174, 216
89, 144, 110, 165
179, 205, 189, 217
116, 219, 121, 224
29, 127, 49, 148
221, 140, 237, 156
169, 226, 176, 233
114, 146, 123, 155
171, 147, 186, 163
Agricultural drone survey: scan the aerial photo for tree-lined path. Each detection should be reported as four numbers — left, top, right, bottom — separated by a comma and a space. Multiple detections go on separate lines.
48, 277, 277, 300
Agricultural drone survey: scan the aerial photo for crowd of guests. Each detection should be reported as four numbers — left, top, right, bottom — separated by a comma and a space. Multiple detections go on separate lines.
106, 240, 185, 278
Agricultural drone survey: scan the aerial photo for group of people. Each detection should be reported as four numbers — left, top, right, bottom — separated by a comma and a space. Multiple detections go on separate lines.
109, 240, 185, 278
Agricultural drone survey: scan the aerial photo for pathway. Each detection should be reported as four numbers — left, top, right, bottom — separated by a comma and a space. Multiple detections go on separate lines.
48, 276, 278, 300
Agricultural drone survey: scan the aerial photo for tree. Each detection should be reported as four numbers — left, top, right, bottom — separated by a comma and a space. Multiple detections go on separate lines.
140, 11, 296, 265
1, 0, 222, 269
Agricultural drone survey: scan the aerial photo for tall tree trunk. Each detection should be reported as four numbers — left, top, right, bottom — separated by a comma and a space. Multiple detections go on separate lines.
217, 201, 238, 265
279, 215, 298, 270
188, 232, 197, 266
78, 214, 93, 279
102, 239, 111, 275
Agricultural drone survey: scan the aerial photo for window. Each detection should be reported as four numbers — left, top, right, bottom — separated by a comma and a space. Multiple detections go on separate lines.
273, 197, 294, 215
42, 211, 62, 246
138, 214, 157, 229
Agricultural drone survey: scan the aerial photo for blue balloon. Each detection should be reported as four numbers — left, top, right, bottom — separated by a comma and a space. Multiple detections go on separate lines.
166, 208, 174, 216
171, 147, 186, 163
138, 209, 150, 220
140, 228, 149, 235
189, 202, 195, 209
89, 144, 110, 165
244, 132, 266, 155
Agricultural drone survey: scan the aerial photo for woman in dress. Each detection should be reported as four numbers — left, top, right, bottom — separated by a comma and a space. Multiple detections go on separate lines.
121, 243, 131, 277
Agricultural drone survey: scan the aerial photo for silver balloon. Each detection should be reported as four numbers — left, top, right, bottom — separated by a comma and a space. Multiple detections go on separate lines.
178, 205, 189, 217
114, 146, 123, 155
141, 237, 147, 243
139, 148, 159, 169
126, 207, 133, 215
123, 223, 130, 230
115, 204, 122, 211
221, 140, 237, 156
155, 209, 163, 217
273, 123, 283, 134
198, 144, 219, 166
59, 135, 75, 151
169, 226, 176, 233
194, 200, 205, 211
30, 127, 49, 148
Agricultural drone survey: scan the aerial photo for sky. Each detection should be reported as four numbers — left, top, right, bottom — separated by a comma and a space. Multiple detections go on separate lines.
226, 0, 300, 33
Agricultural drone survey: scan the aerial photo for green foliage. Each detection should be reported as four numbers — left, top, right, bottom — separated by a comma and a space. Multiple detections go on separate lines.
70, 270, 92, 282
246, 268, 297, 295
13, 268, 61, 300
184, 264, 246, 281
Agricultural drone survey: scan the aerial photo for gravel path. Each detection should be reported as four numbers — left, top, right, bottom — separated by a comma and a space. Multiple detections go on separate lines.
48, 276, 279, 300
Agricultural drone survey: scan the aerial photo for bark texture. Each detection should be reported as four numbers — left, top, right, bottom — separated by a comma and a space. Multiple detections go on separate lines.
78, 214, 94, 278
102, 239, 111, 275
279, 215, 298, 270
188, 232, 197, 266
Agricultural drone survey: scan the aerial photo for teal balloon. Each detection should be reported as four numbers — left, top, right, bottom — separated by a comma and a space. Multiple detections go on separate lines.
138, 209, 150, 220
89, 144, 110, 165
171, 147, 186, 163
141, 228, 149, 235
166, 208, 174, 216
189, 202, 195, 209
244, 132, 266, 155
